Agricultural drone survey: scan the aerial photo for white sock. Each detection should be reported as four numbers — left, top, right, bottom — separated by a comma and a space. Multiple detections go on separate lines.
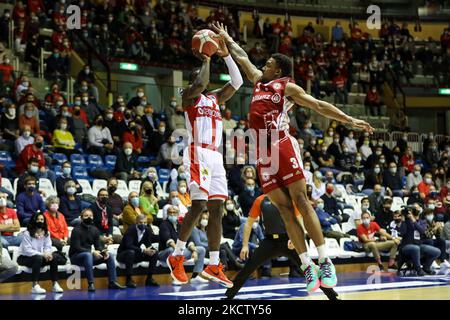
173, 240, 186, 256
317, 244, 328, 260
209, 251, 220, 265
299, 252, 312, 266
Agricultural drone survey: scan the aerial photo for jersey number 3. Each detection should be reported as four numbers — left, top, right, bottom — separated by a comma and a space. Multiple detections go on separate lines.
290, 157, 299, 169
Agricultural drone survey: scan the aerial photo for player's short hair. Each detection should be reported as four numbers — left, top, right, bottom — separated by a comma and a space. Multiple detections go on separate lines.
271, 53, 292, 78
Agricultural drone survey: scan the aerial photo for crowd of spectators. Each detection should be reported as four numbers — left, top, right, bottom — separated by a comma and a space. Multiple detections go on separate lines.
0, 0, 450, 291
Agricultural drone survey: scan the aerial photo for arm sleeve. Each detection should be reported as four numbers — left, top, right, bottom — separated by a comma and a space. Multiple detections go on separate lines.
16, 196, 25, 220
223, 55, 243, 90
124, 229, 141, 252
122, 206, 137, 227
44, 234, 53, 254
88, 128, 103, 147
21, 232, 42, 256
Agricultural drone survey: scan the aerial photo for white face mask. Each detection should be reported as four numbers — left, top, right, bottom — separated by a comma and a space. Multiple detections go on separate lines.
0, 198, 7, 207
428, 204, 435, 210
106, 113, 113, 120
172, 198, 181, 206
426, 215, 434, 223
425, 178, 432, 185
356, 156, 362, 162
179, 187, 187, 194
200, 219, 208, 228
7, 108, 15, 117
361, 204, 369, 211
226, 204, 234, 211
374, 168, 381, 174
23, 131, 31, 138
60, 123, 67, 130
137, 92, 144, 98
362, 218, 370, 226
124, 148, 133, 156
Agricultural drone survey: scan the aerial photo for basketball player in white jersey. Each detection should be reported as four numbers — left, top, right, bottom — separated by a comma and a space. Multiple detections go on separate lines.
167, 39, 243, 288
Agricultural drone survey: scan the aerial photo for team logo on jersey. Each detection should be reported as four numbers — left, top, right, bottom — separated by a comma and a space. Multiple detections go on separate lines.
271, 93, 281, 103
273, 83, 281, 90
261, 172, 270, 182
295, 170, 301, 175
201, 168, 209, 176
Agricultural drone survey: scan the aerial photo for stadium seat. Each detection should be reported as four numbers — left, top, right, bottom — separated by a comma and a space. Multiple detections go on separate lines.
87, 154, 104, 169
70, 154, 87, 166
39, 178, 57, 199
128, 180, 142, 194
13, 178, 18, 196
392, 197, 404, 211
1, 178, 14, 199
53, 165, 62, 178
116, 180, 129, 198
52, 153, 68, 165
92, 179, 107, 195
0, 151, 14, 167
324, 238, 342, 259
78, 179, 96, 196
158, 169, 170, 182
137, 156, 151, 170
341, 221, 353, 234
73, 166, 90, 181
104, 155, 117, 169
150, 225, 159, 236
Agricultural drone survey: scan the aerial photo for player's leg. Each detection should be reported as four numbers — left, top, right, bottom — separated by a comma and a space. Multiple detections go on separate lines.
267, 187, 320, 293
286, 178, 337, 288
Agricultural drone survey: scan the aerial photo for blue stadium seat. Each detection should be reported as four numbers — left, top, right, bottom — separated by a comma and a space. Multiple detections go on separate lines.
87, 154, 103, 169
70, 154, 86, 166
158, 169, 171, 182
54, 165, 62, 178
104, 155, 117, 169
52, 153, 68, 165
73, 165, 90, 181
137, 156, 151, 170
0, 151, 14, 166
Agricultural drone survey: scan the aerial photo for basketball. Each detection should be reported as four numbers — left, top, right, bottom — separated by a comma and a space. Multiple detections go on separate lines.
191, 29, 220, 57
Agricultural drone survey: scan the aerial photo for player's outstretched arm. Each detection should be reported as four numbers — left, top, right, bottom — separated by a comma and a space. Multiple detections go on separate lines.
182, 51, 211, 109
285, 82, 374, 133
209, 38, 243, 104
211, 22, 262, 84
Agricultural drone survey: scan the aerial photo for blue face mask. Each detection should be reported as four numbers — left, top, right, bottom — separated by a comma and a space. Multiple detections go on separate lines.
168, 215, 178, 224
317, 203, 324, 210
130, 197, 140, 207
63, 167, 71, 176
137, 224, 147, 232
246, 186, 255, 192
30, 165, 39, 174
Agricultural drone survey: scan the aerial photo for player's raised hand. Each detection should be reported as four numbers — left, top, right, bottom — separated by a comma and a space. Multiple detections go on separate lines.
192, 48, 210, 62
211, 21, 232, 42
215, 37, 229, 57
349, 117, 374, 133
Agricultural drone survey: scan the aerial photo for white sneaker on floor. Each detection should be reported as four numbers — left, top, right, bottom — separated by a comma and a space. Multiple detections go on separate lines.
440, 260, 450, 269
431, 261, 440, 269
31, 284, 46, 294
52, 282, 64, 293
190, 276, 209, 284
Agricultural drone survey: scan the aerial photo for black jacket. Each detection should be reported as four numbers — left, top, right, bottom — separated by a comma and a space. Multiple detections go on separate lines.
56, 176, 82, 197
238, 189, 262, 217
115, 150, 139, 174
118, 224, 159, 254
69, 223, 103, 257
159, 220, 180, 251
90, 202, 114, 235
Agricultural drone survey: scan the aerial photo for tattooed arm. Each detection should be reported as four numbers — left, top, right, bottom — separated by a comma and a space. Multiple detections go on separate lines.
212, 22, 262, 84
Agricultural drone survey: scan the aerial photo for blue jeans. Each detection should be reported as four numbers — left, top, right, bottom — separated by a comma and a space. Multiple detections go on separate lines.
1, 235, 23, 247
158, 246, 206, 274
422, 238, 447, 260
70, 251, 117, 283
401, 244, 441, 271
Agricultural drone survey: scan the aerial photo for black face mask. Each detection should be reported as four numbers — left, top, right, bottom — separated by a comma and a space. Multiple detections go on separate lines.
108, 186, 117, 194
145, 189, 153, 195
394, 219, 402, 223
96, 120, 103, 126
35, 221, 44, 229
74, 110, 81, 116
99, 197, 108, 205
35, 142, 43, 149
83, 217, 93, 225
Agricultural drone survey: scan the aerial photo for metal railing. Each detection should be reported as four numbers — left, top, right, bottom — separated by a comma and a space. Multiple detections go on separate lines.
8, 18, 13, 51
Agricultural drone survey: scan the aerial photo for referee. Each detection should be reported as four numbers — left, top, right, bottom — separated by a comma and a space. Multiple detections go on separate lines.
225, 195, 339, 300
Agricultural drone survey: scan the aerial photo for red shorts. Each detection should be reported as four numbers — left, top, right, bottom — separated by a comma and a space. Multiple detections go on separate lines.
256, 133, 305, 194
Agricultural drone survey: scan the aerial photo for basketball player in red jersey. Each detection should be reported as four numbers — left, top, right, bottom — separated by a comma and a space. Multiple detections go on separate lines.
167, 38, 243, 288
212, 22, 374, 293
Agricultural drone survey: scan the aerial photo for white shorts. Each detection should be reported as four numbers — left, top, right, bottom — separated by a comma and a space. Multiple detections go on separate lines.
183, 145, 228, 201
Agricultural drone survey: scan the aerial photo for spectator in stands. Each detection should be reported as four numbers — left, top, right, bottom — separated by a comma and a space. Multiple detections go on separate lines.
158, 205, 207, 284
87, 114, 114, 156
90, 188, 117, 246
163, 191, 188, 222
401, 147, 415, 174
123, 120, 143, 154
76, 65, 98, 102
59, 180, 83, 227
115, 142, 140, 182
16, 136, 56, 184
139, 181, 159, 225
426, 186, 446, 221
16, 158, 42, 196
321, 183, 347, 223
398, 207, 441, 276
0, 234, 18, 283
169, 165, 188, 192
15, 125, 34, 156
364, 86, 382, 116
0, 103, 19, 150
18, 103, 39, 135
69, 208, 125, 292
52, 117, 77, 157
143, 167, 164, 198
55, 162, 81, 197
348, 197, 372, 236
359, 136, 373, 161
232, 215, 264, 258
332, 21, 344, 42
368, 184, 384, 215
357, 211, 399, 271
106, 177, 123, 228
127, 88, 146, 110
0, 193, 22, 247
16, 176, 45, 226
43, 196, 68, 252
222, 109, 237, 131
71, 104, 88, 145
157, 135, 181, 169
17, 212, 65, 294
117, 214, 159, 288
406, 165, 423, 190
425, 141, 440, 168
122, 192, 142, 233
82, 92, 101, 125
362, 164, 383, 195
316, 198, 350, 241
177, 180, 191, 208
222, 198, 242, 240
408, 184, 425, 206
383, 162, 406, 197
45, 48, 68, 83
422, 208, 449, 267
0, 55, 15, 86
343, 130, 357, 154
418, 172, 434, 199
375, 197, 394, 230
169, 104, 186, 131
238, 179, 262, 217
332, 71, 348, 106
148, 121, 169, 155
